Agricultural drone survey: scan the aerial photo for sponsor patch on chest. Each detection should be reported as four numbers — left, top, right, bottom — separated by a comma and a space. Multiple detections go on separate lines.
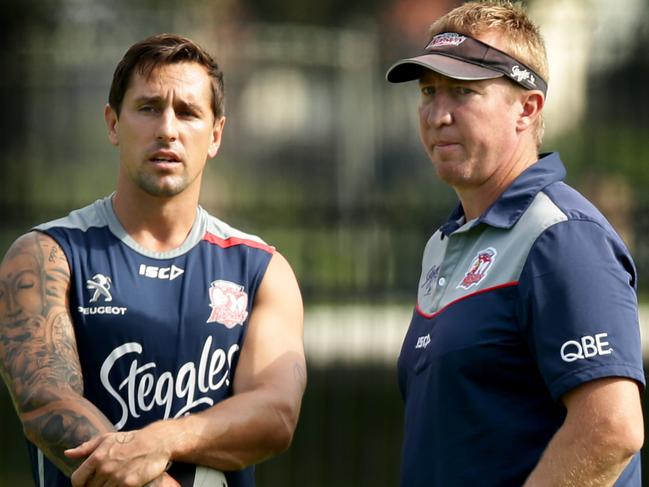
458, 247, 497, 290
421, 265, 440, 296
206, 280, 249, 328
79, 273, 128, 316
138, 264, 184, 281
87, 273, 113, 302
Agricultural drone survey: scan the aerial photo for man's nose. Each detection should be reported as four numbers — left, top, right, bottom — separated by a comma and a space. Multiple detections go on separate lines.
156, 108, 179, 142
420, 97, 453, 128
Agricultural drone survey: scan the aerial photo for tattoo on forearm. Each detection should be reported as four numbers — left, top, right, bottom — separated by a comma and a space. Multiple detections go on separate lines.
25, 408, 102, 472
0, 233, 110, 471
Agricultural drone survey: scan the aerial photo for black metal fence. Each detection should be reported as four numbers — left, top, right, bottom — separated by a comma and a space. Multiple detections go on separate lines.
2, 0, 649, 485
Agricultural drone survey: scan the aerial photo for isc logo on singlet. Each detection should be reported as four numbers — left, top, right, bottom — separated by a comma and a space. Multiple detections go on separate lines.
138, 264, 184, 280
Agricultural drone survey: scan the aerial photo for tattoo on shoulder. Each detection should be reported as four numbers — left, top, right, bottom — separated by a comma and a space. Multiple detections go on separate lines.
48, 245, 58, 263
0, 233, 99, 467
0, 233, 78, 391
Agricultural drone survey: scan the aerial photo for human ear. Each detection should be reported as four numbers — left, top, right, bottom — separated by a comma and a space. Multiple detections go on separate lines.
104, 104, 120, 146
208, 116, 226, 158
517, 91, 545, 132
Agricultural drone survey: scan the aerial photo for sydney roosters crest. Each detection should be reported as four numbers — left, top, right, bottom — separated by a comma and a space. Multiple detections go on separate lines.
458, 247, 497, 290
206, 280, 249, 328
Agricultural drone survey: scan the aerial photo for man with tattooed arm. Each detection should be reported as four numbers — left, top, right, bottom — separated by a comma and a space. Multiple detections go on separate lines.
0, 34, 306, 487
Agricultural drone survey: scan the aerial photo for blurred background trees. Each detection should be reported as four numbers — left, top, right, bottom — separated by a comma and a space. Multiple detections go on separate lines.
2, 0, 648, 485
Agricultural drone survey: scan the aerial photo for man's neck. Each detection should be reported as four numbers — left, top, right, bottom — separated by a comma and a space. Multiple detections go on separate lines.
112, 188, 200, 253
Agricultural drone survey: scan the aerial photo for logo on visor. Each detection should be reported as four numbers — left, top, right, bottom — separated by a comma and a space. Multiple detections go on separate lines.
426, 32, 467, 49
511, 66, 536, 87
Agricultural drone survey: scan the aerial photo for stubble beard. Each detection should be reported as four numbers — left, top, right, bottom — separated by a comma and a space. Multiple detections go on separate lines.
432, 154, 467, 186
136, 170, 189, 198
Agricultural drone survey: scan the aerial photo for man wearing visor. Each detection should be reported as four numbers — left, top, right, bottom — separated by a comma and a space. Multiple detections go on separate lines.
387, 1, 644, 486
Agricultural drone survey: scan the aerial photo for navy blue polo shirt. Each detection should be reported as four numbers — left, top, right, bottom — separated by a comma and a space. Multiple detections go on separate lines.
398, 153, 645, 486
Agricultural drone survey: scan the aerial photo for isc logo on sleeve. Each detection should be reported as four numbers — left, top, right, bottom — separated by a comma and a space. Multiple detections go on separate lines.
560, 333, 613, 362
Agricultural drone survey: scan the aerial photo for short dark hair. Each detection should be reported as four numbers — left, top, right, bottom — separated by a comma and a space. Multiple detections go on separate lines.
108, 33, 225, 120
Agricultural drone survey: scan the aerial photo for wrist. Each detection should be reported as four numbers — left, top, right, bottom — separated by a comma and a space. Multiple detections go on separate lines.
143, 418, 180, 461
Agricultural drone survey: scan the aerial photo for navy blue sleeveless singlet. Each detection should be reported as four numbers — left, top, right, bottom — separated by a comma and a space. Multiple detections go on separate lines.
30, 195, 274, 487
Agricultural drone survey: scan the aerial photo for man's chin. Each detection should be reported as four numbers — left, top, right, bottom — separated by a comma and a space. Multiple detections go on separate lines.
434, 161, 469, 184
137, 176, 188, 198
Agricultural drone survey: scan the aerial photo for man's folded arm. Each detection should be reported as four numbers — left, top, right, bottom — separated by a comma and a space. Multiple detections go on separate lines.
0, 232, 115, 475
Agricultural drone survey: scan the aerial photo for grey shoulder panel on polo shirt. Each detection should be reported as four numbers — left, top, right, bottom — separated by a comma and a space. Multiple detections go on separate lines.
418, 191, 568, 315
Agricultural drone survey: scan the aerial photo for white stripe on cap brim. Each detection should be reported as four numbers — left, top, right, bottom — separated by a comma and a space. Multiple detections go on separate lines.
386, 53, 504, 83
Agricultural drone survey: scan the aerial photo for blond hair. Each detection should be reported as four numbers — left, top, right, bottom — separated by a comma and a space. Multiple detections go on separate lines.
430, 1, 548, 146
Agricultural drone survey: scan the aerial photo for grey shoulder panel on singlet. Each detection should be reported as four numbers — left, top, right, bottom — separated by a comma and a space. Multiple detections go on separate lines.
34, 197, 272, 258
34, 196, 112, 232
203, 209, 270, 246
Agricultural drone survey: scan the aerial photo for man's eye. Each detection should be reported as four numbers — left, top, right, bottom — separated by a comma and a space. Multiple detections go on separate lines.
139, 105, 156, 113
421, 86, 435, 96
454, 87, 473, 95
